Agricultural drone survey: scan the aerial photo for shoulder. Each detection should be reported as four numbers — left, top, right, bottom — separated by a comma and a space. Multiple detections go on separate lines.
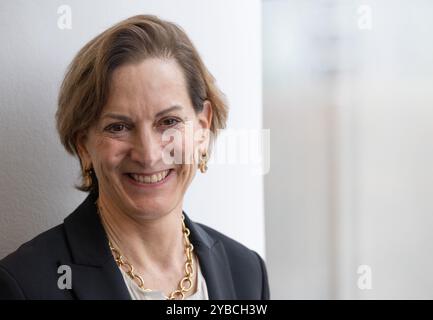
193, 222, 270, 299
0, 223, 70, 299
196, 222, 262, 262
1, 224, 68, 270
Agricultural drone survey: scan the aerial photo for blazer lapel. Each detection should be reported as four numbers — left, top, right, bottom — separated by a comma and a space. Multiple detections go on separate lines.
62, 192, 130, 300
183, 214, 237, 300
67, 262, 130, 300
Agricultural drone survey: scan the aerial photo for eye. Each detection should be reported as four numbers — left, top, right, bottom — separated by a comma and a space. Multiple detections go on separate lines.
105, 123, 129, 133
160, 117, 181, 127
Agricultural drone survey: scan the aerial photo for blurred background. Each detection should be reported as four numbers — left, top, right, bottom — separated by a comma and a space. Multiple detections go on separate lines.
264, 0, 433, 299
1, 0, 433, 299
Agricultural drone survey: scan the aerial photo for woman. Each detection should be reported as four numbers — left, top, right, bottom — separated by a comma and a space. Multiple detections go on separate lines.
0, 15, 269, 300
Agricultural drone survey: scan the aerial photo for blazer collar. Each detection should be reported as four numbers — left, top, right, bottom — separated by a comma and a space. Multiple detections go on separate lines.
62, 192, 236, 299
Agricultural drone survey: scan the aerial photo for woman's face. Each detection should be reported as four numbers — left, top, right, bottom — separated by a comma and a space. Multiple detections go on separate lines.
77, 58, 212, 219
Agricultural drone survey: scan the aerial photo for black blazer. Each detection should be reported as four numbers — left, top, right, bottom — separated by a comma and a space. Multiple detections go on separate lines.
0, 192, 270, 300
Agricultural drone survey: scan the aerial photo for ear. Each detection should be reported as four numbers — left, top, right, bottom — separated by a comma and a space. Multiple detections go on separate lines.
196, 100, 213, 148
75, 131, 92, 169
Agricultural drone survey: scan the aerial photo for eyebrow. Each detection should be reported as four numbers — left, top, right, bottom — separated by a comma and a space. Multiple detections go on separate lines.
155, 105, 183, 118
101, 105, 183, 122
101, 113, 133, 122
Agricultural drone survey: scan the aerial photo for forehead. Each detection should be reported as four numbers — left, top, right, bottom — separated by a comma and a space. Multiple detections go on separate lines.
105, 58, 191, 114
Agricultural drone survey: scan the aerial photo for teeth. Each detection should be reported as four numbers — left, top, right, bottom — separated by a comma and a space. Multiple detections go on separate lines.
130, 170, 170, 184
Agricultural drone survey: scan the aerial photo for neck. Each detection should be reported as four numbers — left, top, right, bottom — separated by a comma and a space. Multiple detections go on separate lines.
96, 194, 185, 272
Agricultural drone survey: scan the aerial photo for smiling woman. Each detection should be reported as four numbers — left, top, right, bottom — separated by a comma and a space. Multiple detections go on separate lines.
0, 14, 269, 300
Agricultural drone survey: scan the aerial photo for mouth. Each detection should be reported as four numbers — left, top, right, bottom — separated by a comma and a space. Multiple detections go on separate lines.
125, 169, 174, 186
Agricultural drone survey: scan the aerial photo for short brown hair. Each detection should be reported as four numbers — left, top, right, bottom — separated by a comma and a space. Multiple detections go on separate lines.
56, 14, 228, 193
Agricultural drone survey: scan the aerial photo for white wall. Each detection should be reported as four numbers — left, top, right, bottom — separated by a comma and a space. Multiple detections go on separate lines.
0, 0, 265, 261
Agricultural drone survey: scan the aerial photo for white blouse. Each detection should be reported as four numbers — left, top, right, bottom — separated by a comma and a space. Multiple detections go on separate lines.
119, 256, 209, 300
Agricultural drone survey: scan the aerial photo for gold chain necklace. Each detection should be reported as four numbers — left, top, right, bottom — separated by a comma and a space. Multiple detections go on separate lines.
97, 202, 195, 300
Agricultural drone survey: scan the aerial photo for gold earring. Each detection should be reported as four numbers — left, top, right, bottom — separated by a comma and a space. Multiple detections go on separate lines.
83, 165, 93, 188
198, 151, 208, 173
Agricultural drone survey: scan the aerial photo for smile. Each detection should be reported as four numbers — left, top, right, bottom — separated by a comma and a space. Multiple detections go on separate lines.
126, 169, 172, 185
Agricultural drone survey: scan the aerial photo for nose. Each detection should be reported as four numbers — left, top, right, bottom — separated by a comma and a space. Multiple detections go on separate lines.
129, 128, 162, 167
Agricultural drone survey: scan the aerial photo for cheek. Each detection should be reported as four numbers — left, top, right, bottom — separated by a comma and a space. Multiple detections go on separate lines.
182, 134, 196, 164
177, 163, 197, 191
90, 138, 129, 172
167, 129, 198, 182
180, 122, 203, 162
163, 126, 198, 165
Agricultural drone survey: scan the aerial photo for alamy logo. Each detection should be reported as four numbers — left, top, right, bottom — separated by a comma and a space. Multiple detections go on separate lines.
357, 264, 372, 290
57, 5, 72, 30
57, 265, 72, 290
357, 5, 373, 30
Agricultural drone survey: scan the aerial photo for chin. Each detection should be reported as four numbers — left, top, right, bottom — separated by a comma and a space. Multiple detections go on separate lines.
126, 198, 177, 218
